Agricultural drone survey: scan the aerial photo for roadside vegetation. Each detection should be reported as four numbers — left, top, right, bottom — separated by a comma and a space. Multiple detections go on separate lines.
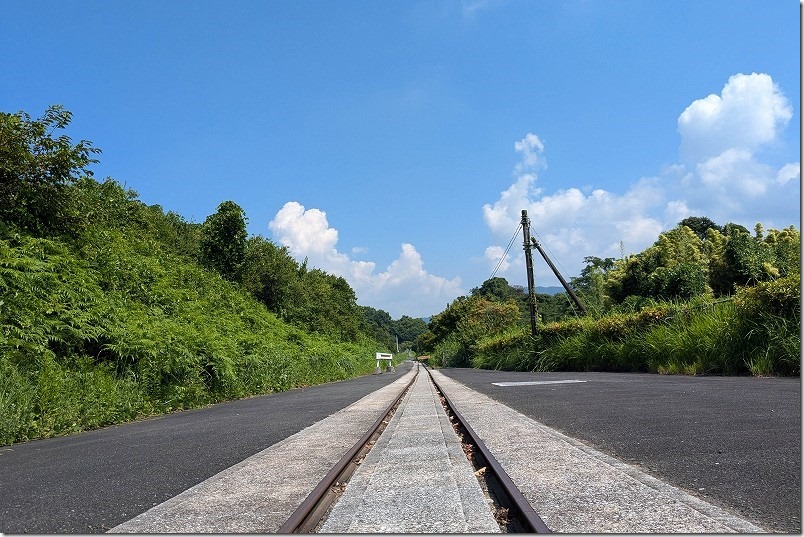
2, 105, 798, 445
0, 106, 425, 445
419, 220, 800, 377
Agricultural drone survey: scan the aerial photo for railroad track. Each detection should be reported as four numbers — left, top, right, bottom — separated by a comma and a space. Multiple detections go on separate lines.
278, 362, 551, 533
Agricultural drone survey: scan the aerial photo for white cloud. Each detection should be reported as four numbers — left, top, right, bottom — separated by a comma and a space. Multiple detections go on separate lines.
482, 173, 536, 235
514, 133, 546, 174
482, 73, 798, 282
776, 163, 800, 185
268, 201, 463, 318
664, 200, 692, 225
484, 245, 511, 274
672, 72, 799, 223
483, 148, 668, 277
678, 72, 793, 163
269, 201, 339, 256
696, 148, 773, 197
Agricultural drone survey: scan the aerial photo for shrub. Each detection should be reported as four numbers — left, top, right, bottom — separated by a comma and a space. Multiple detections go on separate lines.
470, 282, 800, 377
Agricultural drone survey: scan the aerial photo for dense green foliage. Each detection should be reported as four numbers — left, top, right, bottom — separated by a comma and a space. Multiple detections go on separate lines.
420, 219, 800, 377
200, 201, 248, 282
0, 106, 412, 445
0, 232, 381, 445
0, 105, 100, 237
358, 306, 427, 353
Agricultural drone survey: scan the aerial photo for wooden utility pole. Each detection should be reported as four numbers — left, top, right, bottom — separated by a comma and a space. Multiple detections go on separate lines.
521, 210, 538, 336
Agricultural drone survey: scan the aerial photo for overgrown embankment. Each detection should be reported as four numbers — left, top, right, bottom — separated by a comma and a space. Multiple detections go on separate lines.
1, 105, 411, 447
470, 274, 800, 376
0, 233, 382, 445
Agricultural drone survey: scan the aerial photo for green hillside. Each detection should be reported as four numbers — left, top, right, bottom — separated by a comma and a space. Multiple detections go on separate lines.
0, 106, 413, 446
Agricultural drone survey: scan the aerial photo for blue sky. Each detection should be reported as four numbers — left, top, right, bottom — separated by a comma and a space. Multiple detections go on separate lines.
3, 1, 799, 318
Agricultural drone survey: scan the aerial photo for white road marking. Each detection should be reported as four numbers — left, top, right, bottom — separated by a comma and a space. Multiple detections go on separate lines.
492, 380, 587, 387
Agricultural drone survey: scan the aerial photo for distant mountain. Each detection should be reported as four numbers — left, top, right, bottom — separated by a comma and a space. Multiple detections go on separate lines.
536, 286, 565, 295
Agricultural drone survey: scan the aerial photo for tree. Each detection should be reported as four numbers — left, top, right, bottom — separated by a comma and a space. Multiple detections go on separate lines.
294, 269, 361, 341
704, 227, 732, 295
471, 277, 518, 303
199, 201, 247, 282
571, 256, 615, 314
678, 216, 720, 241
0, 105, 101, 236
607, 225, 711, 303
359, 306, 395, 350
241, 236, 303, 317
455, 297, 521, 351
654, 226, 706, 268
471, 277, 536, 323
392, 316, 428, 350
606, 249, 660, 303
649, 263, 710, 300
422, 296, 473, 348
764, 226, 801, 278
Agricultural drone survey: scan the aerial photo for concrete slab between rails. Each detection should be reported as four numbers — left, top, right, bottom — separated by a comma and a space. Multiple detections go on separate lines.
320, 369, 501, 533
108, 367, 417, 534
430, 369, 766, 534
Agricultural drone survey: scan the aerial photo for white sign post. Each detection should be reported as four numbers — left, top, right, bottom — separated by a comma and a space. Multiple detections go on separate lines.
374, 352, 394, 374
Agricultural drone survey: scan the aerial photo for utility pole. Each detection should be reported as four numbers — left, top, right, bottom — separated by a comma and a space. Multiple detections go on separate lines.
521, 210, 538, 336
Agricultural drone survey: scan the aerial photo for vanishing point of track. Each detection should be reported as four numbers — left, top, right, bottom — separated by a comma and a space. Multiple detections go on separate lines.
277, 363, 551, 533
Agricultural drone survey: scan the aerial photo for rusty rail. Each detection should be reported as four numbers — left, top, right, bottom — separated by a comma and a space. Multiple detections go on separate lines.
277, 365, 418, 533
426, 365, 552, 533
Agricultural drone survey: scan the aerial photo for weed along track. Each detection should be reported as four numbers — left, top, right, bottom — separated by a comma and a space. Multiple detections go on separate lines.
278, 363, 551, 533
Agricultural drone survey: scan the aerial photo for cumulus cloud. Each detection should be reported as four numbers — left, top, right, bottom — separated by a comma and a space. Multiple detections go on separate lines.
269, 201, 463, 318
776, 163, 800, 185
269, 201, 350, 271
485, 245, 511, 274
678, 72, 793, 163
482, 133, 668, 278
673, 72, 799, 223
514, 133, 546, 174
482, 73, 798, 280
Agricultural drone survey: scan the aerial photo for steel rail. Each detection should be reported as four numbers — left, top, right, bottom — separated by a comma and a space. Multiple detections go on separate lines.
277, 365, 419, 533
425, 366, 552, 533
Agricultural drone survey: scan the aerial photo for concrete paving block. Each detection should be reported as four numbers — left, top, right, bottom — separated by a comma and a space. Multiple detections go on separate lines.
430, 369, 765, 534
320, 369, 500, 533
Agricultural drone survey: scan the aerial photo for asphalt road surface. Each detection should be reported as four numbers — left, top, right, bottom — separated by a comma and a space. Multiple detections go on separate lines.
2, 363, 799, 533
0, 362, 415, 534
439, 368, 801, 533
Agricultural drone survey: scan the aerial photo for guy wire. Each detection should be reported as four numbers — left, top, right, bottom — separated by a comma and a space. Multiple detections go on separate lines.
490, 223, 522, 280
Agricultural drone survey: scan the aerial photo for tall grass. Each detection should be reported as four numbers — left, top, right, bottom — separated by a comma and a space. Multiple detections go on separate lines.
467, 275, 800, 377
